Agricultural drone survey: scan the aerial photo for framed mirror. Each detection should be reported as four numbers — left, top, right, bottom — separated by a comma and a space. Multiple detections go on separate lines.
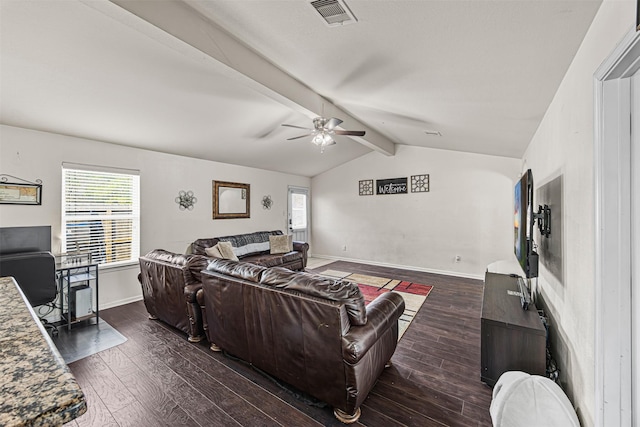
213, 180, 250, 219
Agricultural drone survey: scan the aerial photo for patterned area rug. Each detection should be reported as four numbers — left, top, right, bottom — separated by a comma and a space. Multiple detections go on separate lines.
319, 270, 433, 339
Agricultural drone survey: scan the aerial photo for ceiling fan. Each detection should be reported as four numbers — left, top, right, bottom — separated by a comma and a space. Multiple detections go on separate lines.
281, 117, 365, 153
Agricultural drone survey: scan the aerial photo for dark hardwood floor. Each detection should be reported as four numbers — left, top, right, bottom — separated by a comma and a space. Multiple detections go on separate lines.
64, 261, 493, 427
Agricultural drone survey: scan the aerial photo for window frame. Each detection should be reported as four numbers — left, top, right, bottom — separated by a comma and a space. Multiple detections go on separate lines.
61, 163, 140, 269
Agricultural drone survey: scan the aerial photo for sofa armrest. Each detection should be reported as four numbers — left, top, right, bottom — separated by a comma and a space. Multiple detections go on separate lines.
292, 241, 309, 268
341, 292, 405, 364
184, 283, 202, 303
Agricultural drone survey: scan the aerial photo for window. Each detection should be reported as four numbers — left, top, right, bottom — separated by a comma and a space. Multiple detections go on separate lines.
290, 193, 307, 230
62, 163, 140, 267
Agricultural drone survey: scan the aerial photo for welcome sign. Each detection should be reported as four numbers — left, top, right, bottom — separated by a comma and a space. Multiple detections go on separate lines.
376, 178, 407, 195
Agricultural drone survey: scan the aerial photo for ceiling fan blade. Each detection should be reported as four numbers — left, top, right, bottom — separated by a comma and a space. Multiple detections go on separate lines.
282, 124, 312, 130
326, 117, 343, 130
334, 130, 366, 137
286, 133, 314, 141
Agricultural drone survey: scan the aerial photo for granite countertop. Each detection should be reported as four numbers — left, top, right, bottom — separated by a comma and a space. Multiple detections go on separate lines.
0, 276, 86, 426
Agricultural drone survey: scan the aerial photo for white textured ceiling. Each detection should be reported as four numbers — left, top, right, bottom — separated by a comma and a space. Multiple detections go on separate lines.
0, 0, 602, 177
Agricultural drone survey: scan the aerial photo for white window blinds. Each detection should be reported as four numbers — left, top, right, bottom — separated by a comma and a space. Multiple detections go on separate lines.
62, 164, 140, 267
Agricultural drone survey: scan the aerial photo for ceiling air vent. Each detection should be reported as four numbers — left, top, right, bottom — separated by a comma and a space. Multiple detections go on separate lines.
424, 130, 442, 136
310, 0, 358, 27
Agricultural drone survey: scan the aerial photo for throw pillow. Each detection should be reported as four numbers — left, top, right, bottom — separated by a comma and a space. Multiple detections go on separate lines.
269, 234, 293, 254
205, 245, 223, 258
216, 241, 239, 261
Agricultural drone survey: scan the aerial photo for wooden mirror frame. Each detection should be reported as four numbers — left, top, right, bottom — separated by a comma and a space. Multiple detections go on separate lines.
212, 180, 250, 219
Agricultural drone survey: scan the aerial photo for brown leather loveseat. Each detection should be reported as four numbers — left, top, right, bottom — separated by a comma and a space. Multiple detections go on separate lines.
199, 258, 405, 424
138, 249, 209, 342
192, 230, 308, 271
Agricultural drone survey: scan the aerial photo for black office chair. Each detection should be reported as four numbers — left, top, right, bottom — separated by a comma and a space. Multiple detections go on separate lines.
0, 251, 58, 335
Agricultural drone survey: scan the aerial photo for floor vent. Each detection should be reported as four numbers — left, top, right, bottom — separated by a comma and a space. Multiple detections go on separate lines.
310, 0, 358, 27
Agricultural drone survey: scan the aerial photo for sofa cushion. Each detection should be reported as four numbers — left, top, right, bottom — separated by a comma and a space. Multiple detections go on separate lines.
206, 258, 266, 283
242, 254, 285, 268
216, 242, 239, 261
260, 267, 367, 326
280, 251, 303, 264
269, 234, 293, 254
205, 245, 223, 258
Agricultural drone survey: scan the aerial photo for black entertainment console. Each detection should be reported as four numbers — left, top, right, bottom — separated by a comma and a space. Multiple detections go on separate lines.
480, 272, 546, 386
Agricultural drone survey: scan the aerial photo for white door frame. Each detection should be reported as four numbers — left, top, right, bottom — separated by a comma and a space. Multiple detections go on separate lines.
594, 27, 640, 427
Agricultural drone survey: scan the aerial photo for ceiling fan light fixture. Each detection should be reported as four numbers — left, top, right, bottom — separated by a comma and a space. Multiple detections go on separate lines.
312, 132, 334, 152
281, 115, 361, 153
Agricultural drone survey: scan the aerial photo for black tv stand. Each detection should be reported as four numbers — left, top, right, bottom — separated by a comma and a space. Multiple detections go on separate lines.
480, 272, 546, 386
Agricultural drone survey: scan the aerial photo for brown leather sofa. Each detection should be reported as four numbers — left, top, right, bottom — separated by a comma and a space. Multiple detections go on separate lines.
138, 249, 209, 342
192, 230, 308, 271
199, 259, 405, 424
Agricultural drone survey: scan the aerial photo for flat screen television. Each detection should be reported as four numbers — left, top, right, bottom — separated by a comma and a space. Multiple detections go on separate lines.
514, 170, 538, 278
0, 226, 51, 254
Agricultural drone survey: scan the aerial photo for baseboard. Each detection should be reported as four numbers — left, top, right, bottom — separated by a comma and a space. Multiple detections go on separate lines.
99, 295, 143, 310
37, 294, 144, 322
310, 254, 484, 280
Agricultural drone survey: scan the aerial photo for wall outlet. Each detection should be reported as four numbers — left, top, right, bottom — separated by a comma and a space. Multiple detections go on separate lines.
455, 255, 461, 262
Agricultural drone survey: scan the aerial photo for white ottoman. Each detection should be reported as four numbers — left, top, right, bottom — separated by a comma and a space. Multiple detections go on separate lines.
490, 371, 580, 427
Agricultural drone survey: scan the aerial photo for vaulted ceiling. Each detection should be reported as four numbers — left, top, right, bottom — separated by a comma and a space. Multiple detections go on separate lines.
0, 0, 602, 177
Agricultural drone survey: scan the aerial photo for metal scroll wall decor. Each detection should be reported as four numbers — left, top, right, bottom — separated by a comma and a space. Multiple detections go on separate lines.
262, 195, 273, 210
0, 174, 43, 205
359, 174, 430, 196
175, 190, 197, 211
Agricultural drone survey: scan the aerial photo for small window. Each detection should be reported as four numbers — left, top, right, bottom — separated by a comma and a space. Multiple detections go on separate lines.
62, 163, 140, 267
291, 193, 307, 230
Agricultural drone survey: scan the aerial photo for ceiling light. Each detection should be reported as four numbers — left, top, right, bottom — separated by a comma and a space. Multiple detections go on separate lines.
312, 131, 334, 153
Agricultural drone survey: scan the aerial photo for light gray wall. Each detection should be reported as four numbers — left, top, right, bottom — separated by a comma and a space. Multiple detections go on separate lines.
311, 145, 520, 278
522, 1, 635, 425
0, 124, 310, 309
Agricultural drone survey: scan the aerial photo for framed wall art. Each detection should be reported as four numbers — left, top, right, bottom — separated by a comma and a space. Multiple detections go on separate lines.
0, 175, 42, 205
411, 174, 430, 193
376, 177, 407, 195
213, 180, 250, 219
359, 179, 374, 196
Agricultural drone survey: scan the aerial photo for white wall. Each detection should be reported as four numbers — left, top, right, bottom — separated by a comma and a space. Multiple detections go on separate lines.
311, 145, 520, 278
0, 125, 310, 308
522, 1, 635, 426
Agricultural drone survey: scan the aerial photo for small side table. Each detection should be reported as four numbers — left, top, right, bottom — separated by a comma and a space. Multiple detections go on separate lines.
55, 256, 99, 331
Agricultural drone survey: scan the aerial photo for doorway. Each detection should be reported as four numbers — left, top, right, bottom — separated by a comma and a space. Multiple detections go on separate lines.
632, 67, 640, 427
287, 186, 309, 243
594, 28, 640, 427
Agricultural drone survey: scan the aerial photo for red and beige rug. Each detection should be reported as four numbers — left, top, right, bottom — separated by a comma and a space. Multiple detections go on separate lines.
319, 269, 433, 339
